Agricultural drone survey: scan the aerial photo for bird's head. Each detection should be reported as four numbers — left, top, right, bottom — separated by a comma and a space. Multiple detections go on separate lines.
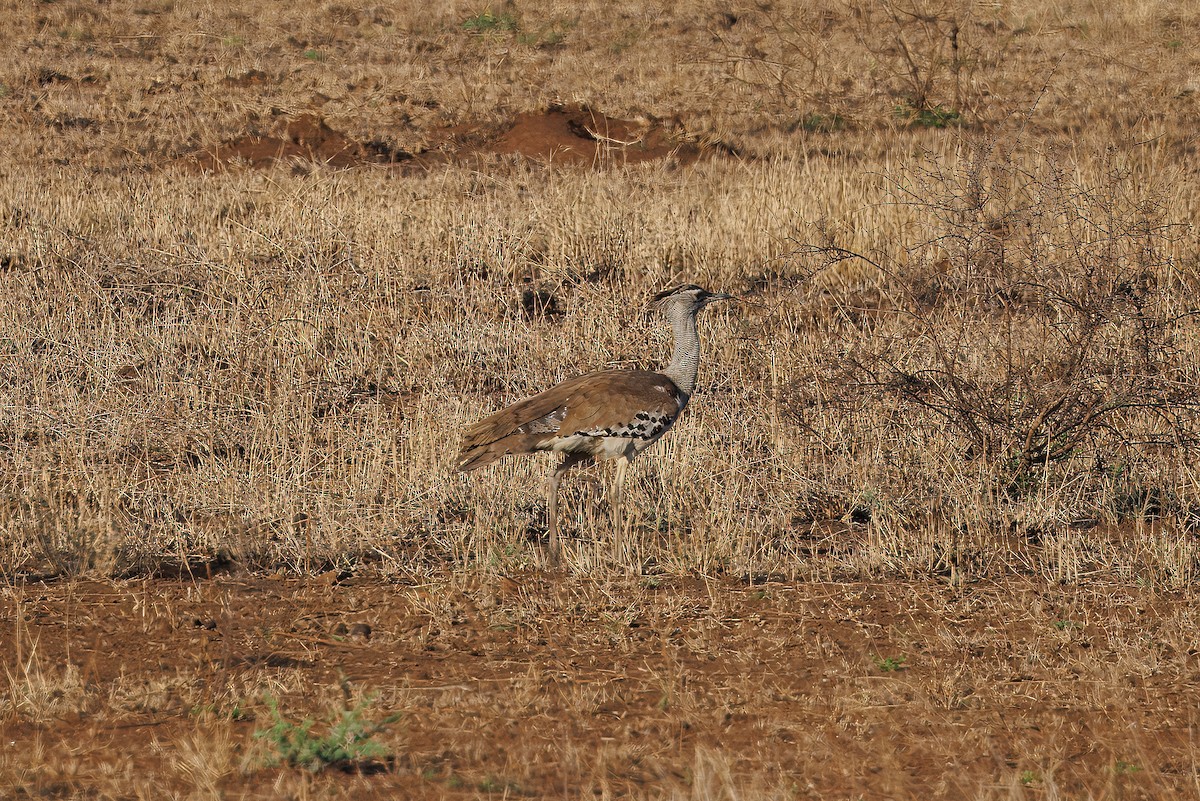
650, 284, 734, 316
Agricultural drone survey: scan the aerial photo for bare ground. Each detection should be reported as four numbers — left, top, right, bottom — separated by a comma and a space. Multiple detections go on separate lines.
5, 572, 1199, 799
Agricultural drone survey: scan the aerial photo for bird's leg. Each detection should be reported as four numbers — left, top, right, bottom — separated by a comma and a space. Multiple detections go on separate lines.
610, 457, 630, 564
547, 452, 589, 564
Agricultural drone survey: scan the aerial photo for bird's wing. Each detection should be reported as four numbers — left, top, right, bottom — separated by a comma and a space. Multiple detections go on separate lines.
556, 371, 683, 441
459, 372, 597, 453
456, 370, 683, 471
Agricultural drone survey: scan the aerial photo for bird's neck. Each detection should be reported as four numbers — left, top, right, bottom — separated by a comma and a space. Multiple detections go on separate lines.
661, 308, 700, 400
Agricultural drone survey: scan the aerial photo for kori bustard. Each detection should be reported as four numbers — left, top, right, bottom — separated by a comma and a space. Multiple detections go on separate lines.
456, 284, 733, 559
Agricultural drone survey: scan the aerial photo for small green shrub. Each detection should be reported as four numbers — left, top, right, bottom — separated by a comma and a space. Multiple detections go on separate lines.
517, 24, 569, 48
874, 654, 907, 672
796, 113, 846, 133
462, 11, 519, 34
896, 101, 961, 128
254, 694, 399, 771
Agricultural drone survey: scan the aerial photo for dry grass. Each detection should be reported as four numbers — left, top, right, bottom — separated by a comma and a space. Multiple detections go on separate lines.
2, 145, 1197, 581
2, 0, 1200, 797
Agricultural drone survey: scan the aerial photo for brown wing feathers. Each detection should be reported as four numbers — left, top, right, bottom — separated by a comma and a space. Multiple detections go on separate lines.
456, 370, 681, 472
455, 432, 544, 472
557, 372, 679, 437
456, 377, 584, 472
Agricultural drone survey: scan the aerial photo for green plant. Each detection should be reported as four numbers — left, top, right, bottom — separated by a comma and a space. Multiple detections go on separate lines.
536, 28, 565, 47
254, 693, 399, 771
462, 10, 518, 34
895, 101, 961, 128
874, 654, 907, 672
1020, 770, 1041, 785
478, 776, 521, 793
302, 49, 325, 61
796, 113, 847, 133
517, 27, 563, 48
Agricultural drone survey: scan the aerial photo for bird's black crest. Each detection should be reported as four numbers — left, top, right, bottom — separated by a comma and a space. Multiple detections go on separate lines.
651, 284, 704, 304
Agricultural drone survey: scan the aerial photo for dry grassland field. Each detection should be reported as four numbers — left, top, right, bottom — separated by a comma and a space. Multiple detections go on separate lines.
4, 0, 1200, 798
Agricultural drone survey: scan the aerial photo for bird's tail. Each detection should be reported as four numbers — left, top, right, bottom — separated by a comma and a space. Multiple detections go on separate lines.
455, 433, 542, 472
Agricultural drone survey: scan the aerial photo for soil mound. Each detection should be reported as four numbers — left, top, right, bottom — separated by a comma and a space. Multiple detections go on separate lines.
484, 104, 700, 166
189, 114, 410, 171
189, 106, 711, 172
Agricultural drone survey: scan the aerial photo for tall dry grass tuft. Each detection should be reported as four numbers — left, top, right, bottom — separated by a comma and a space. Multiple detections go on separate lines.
781, 133, 1200, 582
0, 131, 1197, 582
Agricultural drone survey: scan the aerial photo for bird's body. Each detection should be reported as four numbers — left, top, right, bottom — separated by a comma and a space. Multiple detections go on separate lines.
457, 369, 682, 469
456, 284, 732, 560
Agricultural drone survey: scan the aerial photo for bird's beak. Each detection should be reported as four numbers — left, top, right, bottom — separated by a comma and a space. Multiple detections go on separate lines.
705, 292, 735, 304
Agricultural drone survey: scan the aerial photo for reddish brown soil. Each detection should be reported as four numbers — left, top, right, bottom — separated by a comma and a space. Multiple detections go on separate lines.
3, 574, 1196, 798
483, 105, 700, 166
188, 105, 708, 171
190, 114, 411, 171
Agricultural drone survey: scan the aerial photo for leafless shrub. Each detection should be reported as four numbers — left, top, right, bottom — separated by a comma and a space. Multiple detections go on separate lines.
707, 4, 844, 112
787, 136, 1199, 519
708, 0, 1005, 125
849, 0, 986, 120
